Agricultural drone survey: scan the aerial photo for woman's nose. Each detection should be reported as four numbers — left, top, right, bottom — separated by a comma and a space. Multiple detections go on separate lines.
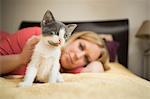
76, 51, 86, 59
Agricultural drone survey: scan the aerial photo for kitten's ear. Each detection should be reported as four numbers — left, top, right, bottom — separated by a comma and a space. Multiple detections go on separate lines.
41, 10, 55, 26
65, 24, 77, 39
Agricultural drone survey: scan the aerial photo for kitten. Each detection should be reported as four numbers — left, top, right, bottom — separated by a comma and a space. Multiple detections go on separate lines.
18, 10, 77, 87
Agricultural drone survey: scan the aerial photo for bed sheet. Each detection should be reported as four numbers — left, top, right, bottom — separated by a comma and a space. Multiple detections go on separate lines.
0, 63, 150, 99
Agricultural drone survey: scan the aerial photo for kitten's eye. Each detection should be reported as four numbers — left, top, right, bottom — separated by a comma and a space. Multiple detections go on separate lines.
64, 34, 68, 39
50, 31, 55, 35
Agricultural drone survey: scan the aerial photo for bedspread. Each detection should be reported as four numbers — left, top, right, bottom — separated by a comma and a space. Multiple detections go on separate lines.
0, 63, 150, 99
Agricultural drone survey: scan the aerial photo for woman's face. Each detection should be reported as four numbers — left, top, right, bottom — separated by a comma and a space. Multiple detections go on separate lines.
60, 39, 102, 69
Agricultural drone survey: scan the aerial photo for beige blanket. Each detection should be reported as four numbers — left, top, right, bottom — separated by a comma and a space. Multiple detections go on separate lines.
0, 63, 150, 99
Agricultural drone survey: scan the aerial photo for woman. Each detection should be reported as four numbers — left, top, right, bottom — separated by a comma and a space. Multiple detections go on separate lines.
0, 27, 110, 75
60, 31, 110, 73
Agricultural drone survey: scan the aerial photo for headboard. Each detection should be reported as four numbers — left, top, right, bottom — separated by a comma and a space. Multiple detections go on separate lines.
19, 19, 129, 68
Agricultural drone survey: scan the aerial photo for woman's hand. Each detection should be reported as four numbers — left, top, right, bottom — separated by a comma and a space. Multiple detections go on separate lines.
81, 61, 104, 73
20, 36, 40, 65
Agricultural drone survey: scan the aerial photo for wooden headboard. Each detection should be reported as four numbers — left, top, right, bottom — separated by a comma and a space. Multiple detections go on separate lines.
19, 19, 129, 68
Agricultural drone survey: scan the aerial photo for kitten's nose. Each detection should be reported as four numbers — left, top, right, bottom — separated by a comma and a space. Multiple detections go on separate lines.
58, 39, 61, 44
53, 36, 61, 43
47, 38, 61, 46
55, 39, 61, 44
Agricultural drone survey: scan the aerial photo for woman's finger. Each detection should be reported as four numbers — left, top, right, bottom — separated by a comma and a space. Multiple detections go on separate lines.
27, 35, 40, 46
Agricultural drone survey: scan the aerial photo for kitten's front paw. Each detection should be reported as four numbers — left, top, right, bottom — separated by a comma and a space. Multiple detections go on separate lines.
48, 79, 57, 83
17, 82, 32, 87
57, 78, 64, 83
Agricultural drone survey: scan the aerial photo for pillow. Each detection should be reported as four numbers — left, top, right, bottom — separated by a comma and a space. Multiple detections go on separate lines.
105, 41, 119, 62
99, 34, 113, 41
99, 34, 119, 62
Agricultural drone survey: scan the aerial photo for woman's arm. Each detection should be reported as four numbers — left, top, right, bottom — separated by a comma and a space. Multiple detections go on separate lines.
0, 54, 24, 74
81, 61, 104, 73
0, 36, 40, 74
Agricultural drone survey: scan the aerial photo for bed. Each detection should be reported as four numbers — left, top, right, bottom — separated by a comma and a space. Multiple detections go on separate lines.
0, 19, 150, 99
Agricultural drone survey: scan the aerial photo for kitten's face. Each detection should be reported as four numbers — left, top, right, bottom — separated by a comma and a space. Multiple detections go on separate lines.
41, 10, 77, 47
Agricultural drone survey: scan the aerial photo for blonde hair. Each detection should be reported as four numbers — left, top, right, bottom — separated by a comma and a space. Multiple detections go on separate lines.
64, 31, 110, 71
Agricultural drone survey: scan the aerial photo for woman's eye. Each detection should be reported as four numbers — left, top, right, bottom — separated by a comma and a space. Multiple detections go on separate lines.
79, 43, 84, 50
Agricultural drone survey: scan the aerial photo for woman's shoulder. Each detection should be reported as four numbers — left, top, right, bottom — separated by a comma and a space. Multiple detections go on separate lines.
0, 27, 41, 55
16, 27, 41, 48
16, 27, 41, 35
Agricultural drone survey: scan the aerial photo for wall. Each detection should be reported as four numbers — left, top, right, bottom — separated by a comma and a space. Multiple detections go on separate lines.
1, 0, 148, 77
149, 0, 150, 19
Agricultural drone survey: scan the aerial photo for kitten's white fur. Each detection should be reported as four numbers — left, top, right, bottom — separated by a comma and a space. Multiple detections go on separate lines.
18, 28, 65, 87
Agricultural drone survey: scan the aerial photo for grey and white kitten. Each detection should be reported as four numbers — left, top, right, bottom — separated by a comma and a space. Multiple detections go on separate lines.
18, 10, 77, 87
